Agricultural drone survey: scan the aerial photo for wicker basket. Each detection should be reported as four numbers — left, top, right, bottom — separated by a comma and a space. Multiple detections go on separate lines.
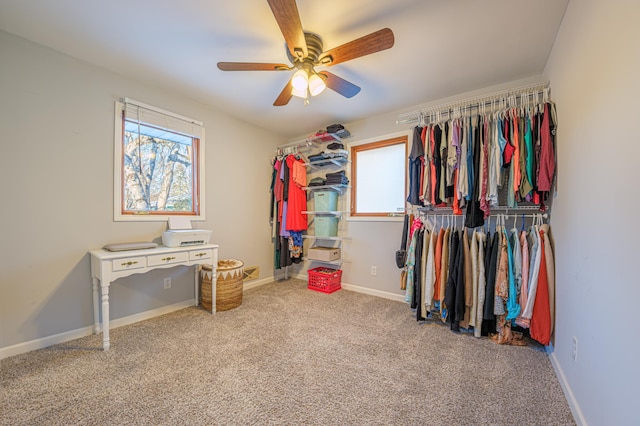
201, 259, 244, 312
201, 265, 214, 311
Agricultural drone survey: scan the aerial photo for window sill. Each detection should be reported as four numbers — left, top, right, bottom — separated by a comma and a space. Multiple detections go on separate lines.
346, 215, 404, 223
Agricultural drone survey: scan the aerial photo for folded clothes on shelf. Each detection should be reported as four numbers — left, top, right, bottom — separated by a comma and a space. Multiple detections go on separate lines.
326, 170, 346, 179
308, 177, 326, 187
307, 151, 348, 163
325, 170, 349, 185
322, 149, 348, 158
307, 153, 325, 162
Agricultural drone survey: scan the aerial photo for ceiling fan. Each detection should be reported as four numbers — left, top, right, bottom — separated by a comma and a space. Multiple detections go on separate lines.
217, 0, 395, 106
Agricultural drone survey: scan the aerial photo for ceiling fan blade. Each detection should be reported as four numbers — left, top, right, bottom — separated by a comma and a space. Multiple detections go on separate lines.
273, 78, 294, 106
217, 62, 290, 71
267, 0, 308, 59
318, 71, 361, 98
317, 28, 394, 66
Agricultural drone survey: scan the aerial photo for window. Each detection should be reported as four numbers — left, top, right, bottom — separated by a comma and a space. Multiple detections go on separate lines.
350, 134, 408, 217
114, 99, 205, 221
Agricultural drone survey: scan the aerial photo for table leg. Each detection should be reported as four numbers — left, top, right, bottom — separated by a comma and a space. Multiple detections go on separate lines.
92, 278, 100, 334
194, 265, 200, 307
101, 283, 110, 350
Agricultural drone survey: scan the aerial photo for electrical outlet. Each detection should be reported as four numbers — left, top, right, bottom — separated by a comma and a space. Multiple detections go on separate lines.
572, 336, 578, 362
371, 266, 377, 276
163, 277, 171, 289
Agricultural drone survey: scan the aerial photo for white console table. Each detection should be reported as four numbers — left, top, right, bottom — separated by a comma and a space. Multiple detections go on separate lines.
89, 244, 218, 350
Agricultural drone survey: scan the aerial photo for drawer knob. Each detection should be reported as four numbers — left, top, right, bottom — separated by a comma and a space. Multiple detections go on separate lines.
195, 253, 206, 257
121, 261, 138, 266
161, 256, 176, 262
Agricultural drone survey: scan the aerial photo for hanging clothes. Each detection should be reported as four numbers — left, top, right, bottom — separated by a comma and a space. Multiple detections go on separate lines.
433, 228, 445, 304
474, 231, 487, 338
404, 217, 423, 305
515, 230, 531, 328
432, 125, 444, 206
465, 116, 485, 228
483, 231, 499, 323
541, 223, 556, 339
439, 226, 451, 321
521, 225, 542, 321
403, 97, 556, 224
537, 103, 556, 192
284, 155, 308, 232
460, 229, 473, 328
507, 227, 523, 321
480, 116, 491, 218
469, 230, 479, 330
407, 126, 424, 206
420, 125, 433, 206
412, 228, 425, 313
530, 230, 551, 345
423, 229, 437, 315
443, 229, 460, 329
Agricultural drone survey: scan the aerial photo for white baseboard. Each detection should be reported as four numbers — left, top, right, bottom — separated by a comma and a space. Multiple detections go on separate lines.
243, 276, 273, 291
108, 299, 195, 329
289, 272, 308, 281
287, 272, 406, 303
340, 282, 406, 302
547, 346, 587, 426
0, 325, 96, 360
0, 299, 195, 360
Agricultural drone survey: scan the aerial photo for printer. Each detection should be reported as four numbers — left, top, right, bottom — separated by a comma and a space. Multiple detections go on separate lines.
162, 217, 212, 247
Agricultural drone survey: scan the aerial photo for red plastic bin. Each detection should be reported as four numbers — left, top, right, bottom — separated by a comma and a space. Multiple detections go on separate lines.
307, 267, 342, 294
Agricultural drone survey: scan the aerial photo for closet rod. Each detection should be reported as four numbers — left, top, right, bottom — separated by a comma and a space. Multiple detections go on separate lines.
276, 139, 313, 149
396, 81, 549, 125
417, 213, 549, 222
415, 212, 548, 217
275, 140, 312, 155
416, 205, 545, 213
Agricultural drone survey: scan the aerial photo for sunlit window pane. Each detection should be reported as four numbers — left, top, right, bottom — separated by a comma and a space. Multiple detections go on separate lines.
351, 136, 407, 216
123, 120, 196, 213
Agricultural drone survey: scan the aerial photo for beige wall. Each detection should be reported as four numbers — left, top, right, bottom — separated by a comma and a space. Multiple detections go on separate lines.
0, 30, 281, 351
4, 2, 639, 421
543, 0, 640, 424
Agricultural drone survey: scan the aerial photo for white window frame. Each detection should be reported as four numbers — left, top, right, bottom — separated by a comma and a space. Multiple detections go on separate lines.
347, 130, 410, 222
113, 99, 206, 222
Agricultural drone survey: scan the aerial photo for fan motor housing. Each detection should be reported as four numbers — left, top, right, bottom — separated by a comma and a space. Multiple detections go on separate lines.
286, 32, 324, 66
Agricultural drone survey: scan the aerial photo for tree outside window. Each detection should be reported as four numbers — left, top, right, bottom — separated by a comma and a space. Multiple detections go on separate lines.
114, 100, 205, 221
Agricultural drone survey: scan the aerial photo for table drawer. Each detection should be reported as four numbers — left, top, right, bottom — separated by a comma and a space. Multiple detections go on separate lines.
147, 252, 189, 266
189, 249, 212, 261
112, 256, 146, 271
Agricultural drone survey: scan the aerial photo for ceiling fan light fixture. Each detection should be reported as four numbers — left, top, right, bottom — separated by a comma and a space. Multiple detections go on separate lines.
291, 85, 307, 98
291, 68, 309, 91
308, 73, 326, 96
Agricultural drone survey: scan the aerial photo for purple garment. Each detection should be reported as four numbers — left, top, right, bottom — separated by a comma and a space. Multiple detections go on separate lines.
280, 201, 290, 237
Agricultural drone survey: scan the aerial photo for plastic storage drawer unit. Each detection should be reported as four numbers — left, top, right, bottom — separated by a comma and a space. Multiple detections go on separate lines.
314, 216, 339, 237
313, 190, 338, 211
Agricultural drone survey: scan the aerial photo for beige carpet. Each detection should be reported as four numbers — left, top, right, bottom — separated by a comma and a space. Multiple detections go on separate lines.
0, 279, 574, 425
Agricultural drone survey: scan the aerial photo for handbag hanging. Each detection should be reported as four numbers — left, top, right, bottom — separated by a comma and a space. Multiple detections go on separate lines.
395, 213, 409, 268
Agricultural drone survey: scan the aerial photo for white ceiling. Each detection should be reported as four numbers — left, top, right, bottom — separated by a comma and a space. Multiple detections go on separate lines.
0, 0, 568, 139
